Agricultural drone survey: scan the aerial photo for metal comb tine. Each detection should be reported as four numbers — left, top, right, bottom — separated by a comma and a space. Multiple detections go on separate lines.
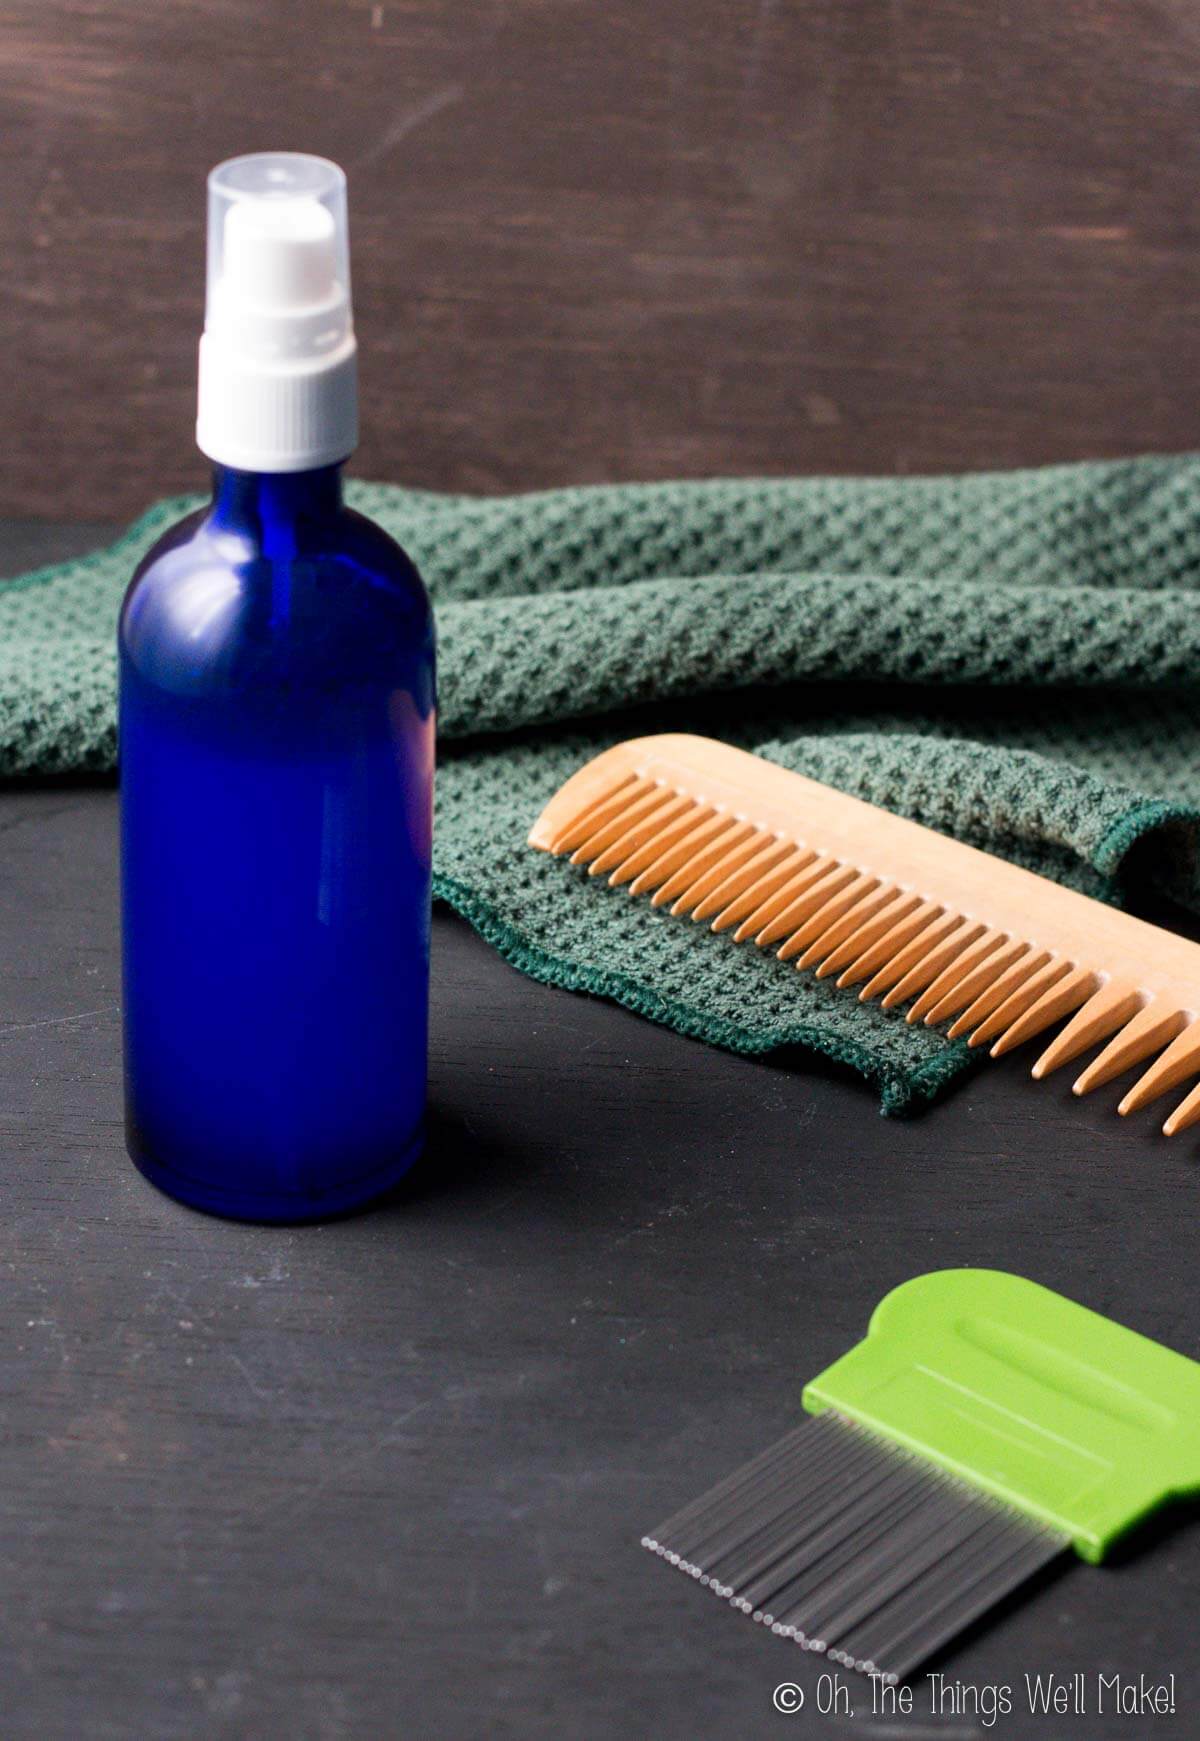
908, 929, 1010, 1024
867, 1523, 1065, 1686
567, 785, 672, 864
628, 809, 730, 897
858, 909, 961, 1002
672, 1428, 849, 1569
764, 1458, 941, 1627
690, 837, 794, 921
661, 1418, 839, 1549
752, 864, 860, 949
809, 1482, 1005, 1653
881, 919, 986, 1010
1117, 1016, 1200, 1116
1072, 1000, 1188, 1096
944, 947, 1046, 1039
776, 875, 882, 964
773, 1478, 940, 1640
721, 853, 829, 939
965, 957, 1073, 1050
670, 824, 762, 916
693, 1430, 881, 1582
816, 891, 923, 980
548, 774, 651, 854
836, 900, 942, 990
760, 1447, 960, 1635
587, 794, 696, 877
989, 965, 1099, 1058
741, 1462, 924, 1622
672, 831, 774, 914
644, 1423, 813, 1552
798, 883, 903, 974
841, 1499, 1038, 1661
1163, 1077, 1200, 1137
731, 1439, 907, 1609
1031, 978, 1144, 1079
649, 815, 744, 906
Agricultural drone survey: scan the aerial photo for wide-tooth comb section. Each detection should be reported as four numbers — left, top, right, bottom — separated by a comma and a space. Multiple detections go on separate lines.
530, 737, 1200, 1137
713, 850, 822, 936
587, 794, 696, 877
669, 830, 774, 914
613, 804, 717, 890
658, 828, 773, 912
690, 837, 794, 922
815, 891, 924, 980
1117, 1016, 1200, 1117
675, 825, 776, 912
567, 785, 674, 864
798, 884, 906, 974
880, 920, 986, 1011
627, 808, 728, 897
835, 900, 942, 990
1163, 1080, 1200, 1137
945, 948, 1049, 1040
1031, 979, 1143, 1080
859, 909, 963, 1003
776, 875, 882, 963
988, 965, 1098, 1057
964, 957, 1073, 1050
665, 821, 759, 919
746, 862, 855, 948
1072, 1001, 1189, 1096
908, 930, 1011, 1025
651, 821, 752, 912
548, 773, 649, 855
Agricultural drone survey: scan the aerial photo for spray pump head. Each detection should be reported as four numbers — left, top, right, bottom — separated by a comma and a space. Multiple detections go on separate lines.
196, 153, 358, 473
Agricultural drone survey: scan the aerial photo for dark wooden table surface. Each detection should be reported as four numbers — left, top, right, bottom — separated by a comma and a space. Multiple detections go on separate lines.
2, 524, 1197, 1741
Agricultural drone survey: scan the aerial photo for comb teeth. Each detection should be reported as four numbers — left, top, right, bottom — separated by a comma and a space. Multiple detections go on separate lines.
776, 874, 882, 963
859, 909, 962, 1003
530, 736, 1200, 1135
643, 1413, 1067, 1685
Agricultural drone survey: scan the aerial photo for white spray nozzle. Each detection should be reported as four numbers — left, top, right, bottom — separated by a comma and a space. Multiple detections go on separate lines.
222, 197, 338, 311
197, 152, 358, 473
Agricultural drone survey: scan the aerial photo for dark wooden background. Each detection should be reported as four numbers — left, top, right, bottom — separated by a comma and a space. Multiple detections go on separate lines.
4, 0, 1200, 521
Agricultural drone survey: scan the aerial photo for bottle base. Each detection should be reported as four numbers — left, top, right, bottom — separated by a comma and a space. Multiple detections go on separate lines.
127, 1124, 424, 1224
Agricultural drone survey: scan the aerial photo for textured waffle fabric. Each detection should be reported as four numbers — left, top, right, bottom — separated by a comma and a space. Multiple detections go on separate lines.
6, 455, 1200, 1110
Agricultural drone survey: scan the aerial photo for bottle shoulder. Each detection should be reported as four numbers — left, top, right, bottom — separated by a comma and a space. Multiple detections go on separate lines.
120, 503, 434, 698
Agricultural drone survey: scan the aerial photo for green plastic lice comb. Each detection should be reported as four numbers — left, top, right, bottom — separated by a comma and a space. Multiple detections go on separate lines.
643, 1270, 1200, 1684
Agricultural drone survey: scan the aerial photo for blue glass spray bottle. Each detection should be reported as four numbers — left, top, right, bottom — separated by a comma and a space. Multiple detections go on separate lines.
119, 154, 435, 1221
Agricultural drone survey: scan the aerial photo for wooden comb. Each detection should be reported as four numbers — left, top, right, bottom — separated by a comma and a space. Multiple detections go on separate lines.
528, 734, 1200, 1134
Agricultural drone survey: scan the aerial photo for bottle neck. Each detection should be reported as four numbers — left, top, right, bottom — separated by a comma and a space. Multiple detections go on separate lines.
208, 464, 345, 557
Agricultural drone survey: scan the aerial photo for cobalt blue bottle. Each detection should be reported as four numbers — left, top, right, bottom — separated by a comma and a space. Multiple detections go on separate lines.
119, 154, 434, 1221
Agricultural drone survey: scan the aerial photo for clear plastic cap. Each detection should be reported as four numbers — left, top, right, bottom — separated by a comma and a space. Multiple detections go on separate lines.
205, 153, 351, 350
197, 152, 358, 468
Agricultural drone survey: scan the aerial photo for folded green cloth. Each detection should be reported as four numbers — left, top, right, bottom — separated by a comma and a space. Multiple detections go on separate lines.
6, 455, 1200, 1111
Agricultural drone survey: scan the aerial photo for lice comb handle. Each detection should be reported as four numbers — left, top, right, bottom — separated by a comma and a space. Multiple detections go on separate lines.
803, 1269, 1200, 1562
529, 734, 1200, 1133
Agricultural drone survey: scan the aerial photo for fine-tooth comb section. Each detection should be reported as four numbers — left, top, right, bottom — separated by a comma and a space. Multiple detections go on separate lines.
641, 1412, 1067, 1685
641, 1270, 1200, 1679
529, 734, 1200, 1136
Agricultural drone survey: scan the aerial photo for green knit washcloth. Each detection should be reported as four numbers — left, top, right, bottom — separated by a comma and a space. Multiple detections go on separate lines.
5, 454, 1200, 1112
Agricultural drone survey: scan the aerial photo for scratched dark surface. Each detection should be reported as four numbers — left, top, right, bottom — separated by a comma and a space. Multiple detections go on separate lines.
1, 523, 1197, 1741
5, 1, 1200, 519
